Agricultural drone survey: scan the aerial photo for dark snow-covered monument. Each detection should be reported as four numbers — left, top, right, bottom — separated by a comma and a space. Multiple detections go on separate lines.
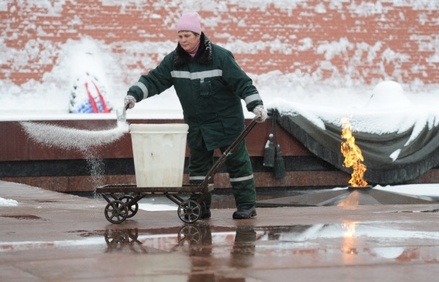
271, 81, 439, 185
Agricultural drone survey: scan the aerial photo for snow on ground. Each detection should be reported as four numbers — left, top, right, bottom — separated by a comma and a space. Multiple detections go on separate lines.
0, 198, 18, 207
375, 184, 439, 199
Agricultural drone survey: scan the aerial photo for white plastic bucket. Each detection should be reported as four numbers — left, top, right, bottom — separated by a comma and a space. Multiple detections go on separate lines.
129, 123, 189, 188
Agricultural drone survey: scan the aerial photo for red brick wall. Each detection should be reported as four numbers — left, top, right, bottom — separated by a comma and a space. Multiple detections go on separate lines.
1, 0, 438, 87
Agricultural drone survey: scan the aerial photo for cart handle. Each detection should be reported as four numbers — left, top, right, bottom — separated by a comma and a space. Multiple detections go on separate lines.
199, 118, 258, 188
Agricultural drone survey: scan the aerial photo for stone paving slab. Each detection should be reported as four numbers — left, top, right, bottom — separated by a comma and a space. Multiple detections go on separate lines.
1, 180, 439, 281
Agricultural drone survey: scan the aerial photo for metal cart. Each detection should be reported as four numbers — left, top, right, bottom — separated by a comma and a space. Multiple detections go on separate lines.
96, 119, 258, 224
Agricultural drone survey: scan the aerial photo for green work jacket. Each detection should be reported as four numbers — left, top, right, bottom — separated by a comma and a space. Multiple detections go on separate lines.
127, 33, 263, 151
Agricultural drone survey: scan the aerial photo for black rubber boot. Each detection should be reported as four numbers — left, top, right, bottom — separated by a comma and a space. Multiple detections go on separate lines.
232, 205, 256, 219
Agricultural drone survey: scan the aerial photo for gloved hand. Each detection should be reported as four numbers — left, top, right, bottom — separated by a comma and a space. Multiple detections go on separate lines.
124, 95, 137, 109
253, 105, 267, 123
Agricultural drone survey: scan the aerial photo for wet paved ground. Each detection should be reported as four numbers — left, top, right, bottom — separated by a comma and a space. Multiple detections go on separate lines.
1, 180, 439, 281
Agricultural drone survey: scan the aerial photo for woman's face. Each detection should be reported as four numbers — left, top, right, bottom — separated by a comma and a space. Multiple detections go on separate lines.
178, 31, 200, 52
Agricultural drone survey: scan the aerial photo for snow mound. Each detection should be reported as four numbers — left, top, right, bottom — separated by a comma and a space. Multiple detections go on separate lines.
0, 197, 18, 207
369, 80, 411, 109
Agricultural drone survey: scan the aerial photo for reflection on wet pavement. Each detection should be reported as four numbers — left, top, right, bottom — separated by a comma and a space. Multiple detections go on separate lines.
84, 222, 439, 281
4, 220, 439, 265
99, 221, 439, 265
3, 221, 439, 263
2, 220, 439, 280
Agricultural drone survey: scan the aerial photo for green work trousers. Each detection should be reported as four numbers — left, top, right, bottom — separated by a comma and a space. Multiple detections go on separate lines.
188, 140, 256, 208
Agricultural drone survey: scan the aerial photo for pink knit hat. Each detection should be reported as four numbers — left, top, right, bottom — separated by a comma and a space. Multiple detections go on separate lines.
176, 12, 202, 34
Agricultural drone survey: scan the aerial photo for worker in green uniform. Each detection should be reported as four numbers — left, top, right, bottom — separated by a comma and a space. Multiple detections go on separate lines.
124, 12, 267, 219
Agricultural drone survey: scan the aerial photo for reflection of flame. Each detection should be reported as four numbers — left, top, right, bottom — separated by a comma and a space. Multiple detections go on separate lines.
341, 118, 368, 187
337, 191, 359, 207
342, 221, 357, 237
341, 221, 358, 259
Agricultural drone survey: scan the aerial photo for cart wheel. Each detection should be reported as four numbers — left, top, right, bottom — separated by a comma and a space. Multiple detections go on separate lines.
104, 228, 139, 245
177, 200, 201, 223
120, 196, 139, 218
105, 200, 129, 224
178, 224, 202, 245
104, 229, 129, 247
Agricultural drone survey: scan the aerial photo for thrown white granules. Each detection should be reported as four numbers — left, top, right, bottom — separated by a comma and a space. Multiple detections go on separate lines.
20, 121, 129, 190
20, 121, 129, 151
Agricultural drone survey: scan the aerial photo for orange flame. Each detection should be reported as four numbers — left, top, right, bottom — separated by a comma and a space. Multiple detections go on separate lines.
341, 118, 368, 187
